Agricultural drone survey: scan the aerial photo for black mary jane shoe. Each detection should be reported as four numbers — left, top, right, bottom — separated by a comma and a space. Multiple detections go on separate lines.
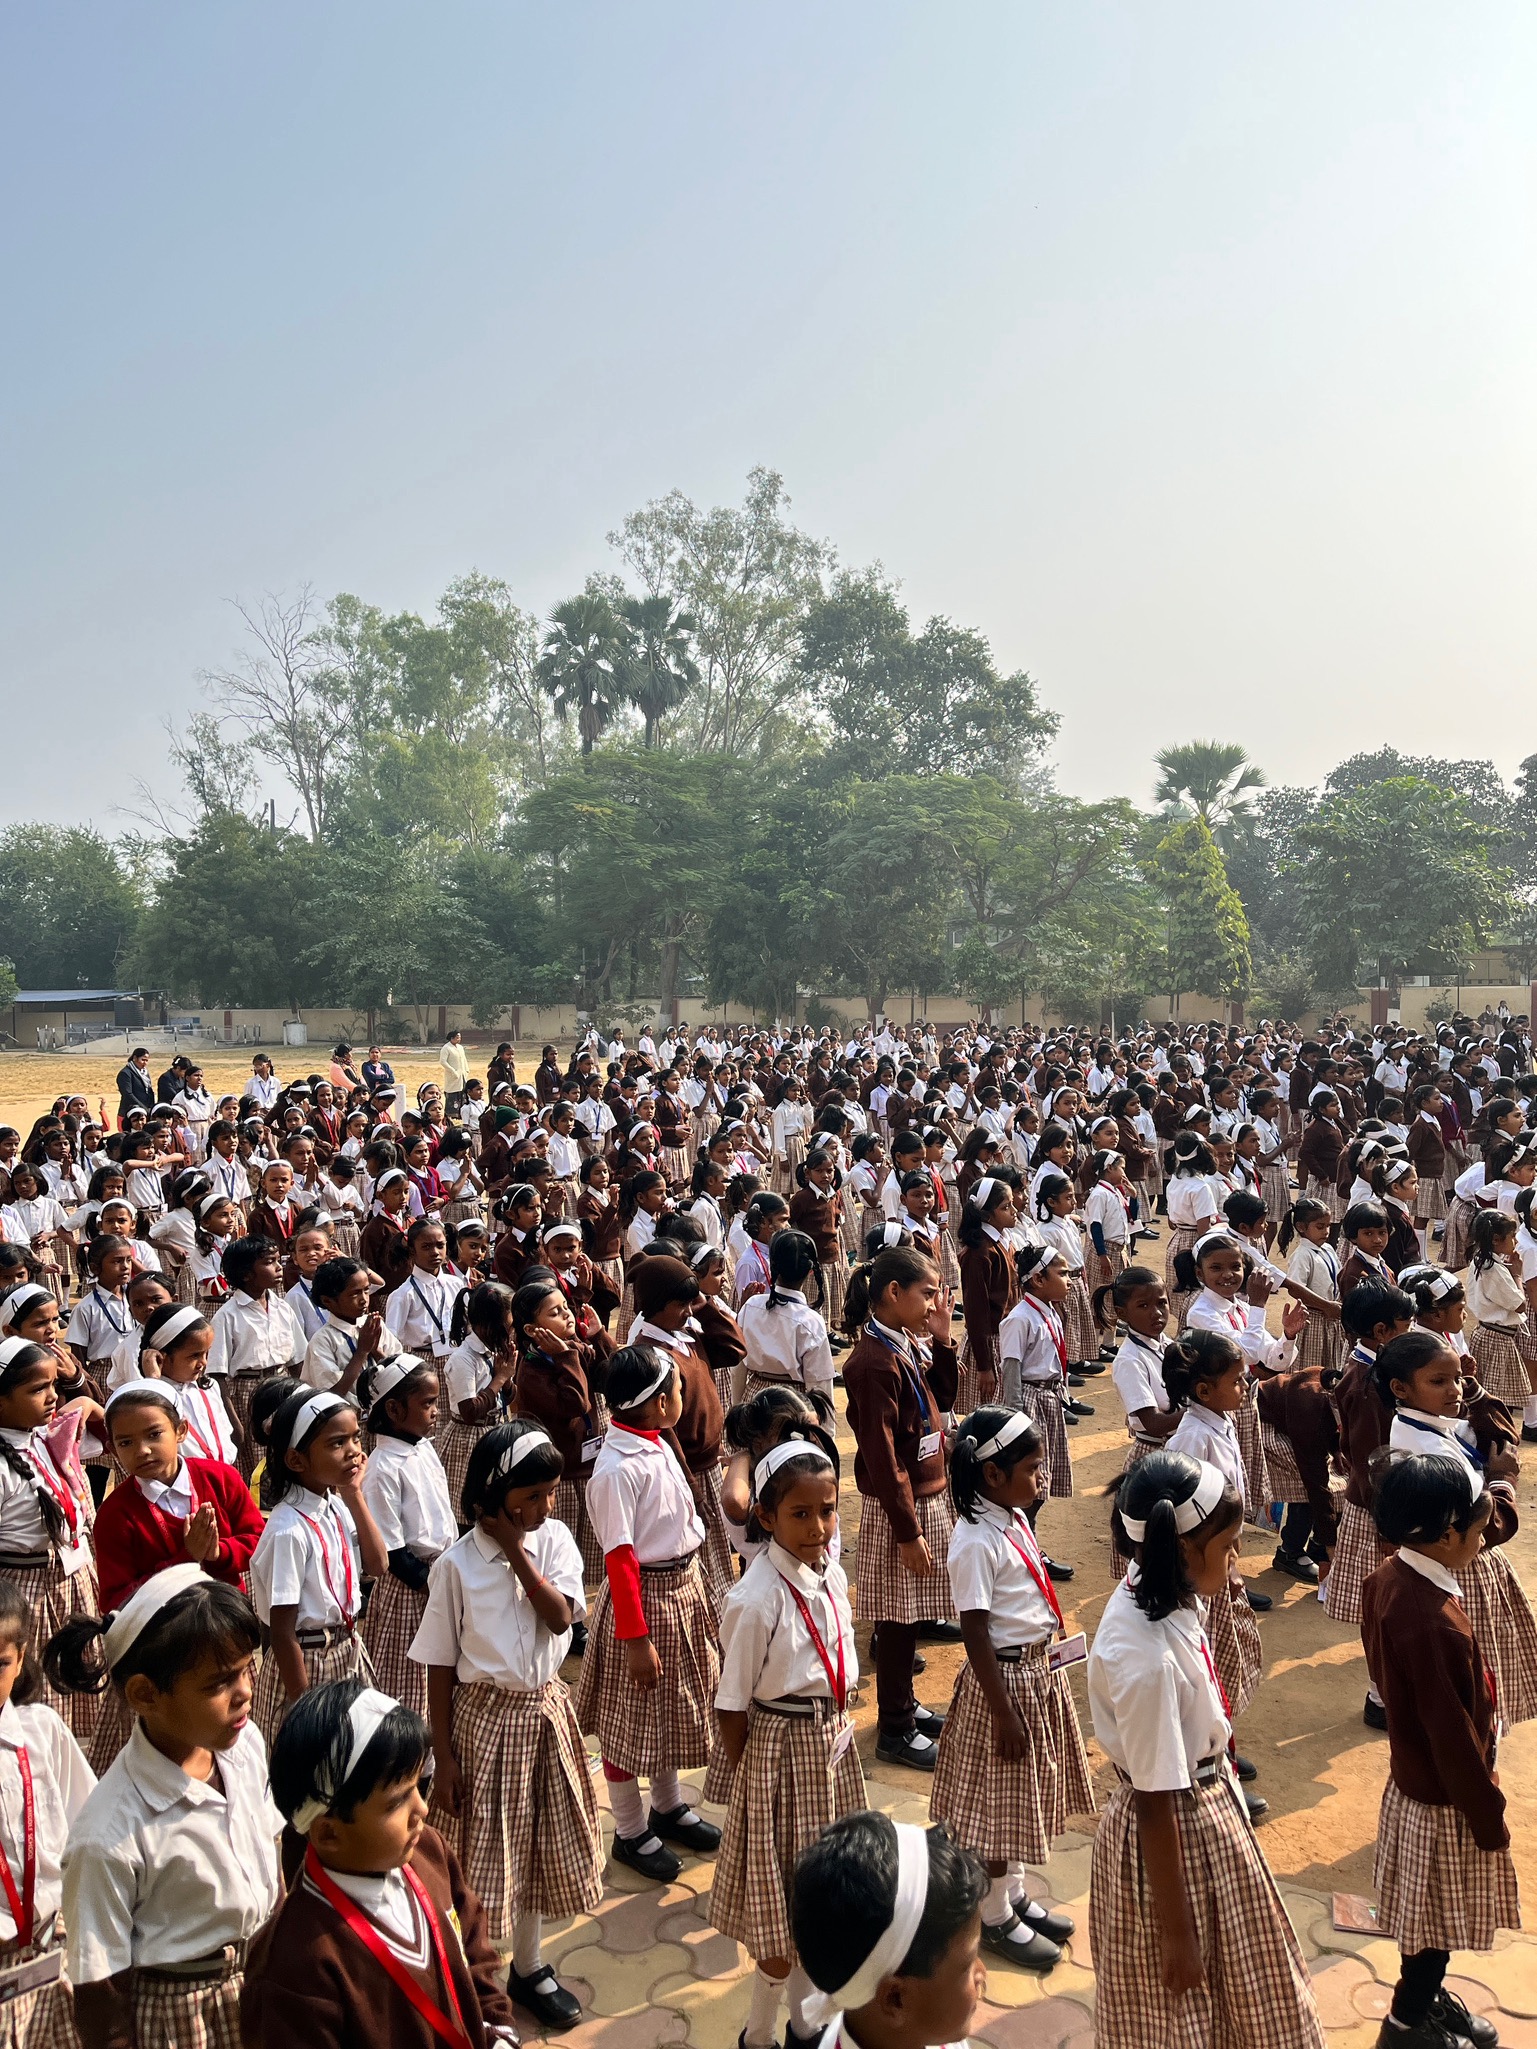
874, 1726, 938, 1772
610, 1830, 681, 1882
1244, 1790, 1269, 1823
1271, 1548, 1319, 1584
1043, 1555, 1075, 1582
912, 1705, 946, 1737
507, 1964, 582, 2031
1068, 1373, 1086, 1388
1065, 1397, 1095, 1418
1018, 1899, 1076, 1944
1076, 1358, 1109, 1375
979, 1915, 1062, 1971
1430, 1985, 1500, 2049
1363, 1694, 1389, 1731
1242, 1585, 1272, 1612
650, 1803, 722, 1854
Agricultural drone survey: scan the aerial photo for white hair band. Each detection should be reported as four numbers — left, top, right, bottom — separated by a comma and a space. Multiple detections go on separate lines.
541, 1221, 582, 1243
149, 1306, 204, 1351
1192, 1229, 1241, 1262
879, 1222, 907, 1249
290, 1688, 401, 1833
753, 1439, 833, 1498
374, 1168, 407, 1192
362, 1355, 420, 1408
1118, 1459, 1228, 1543
967, 1176, 998, 1209
102, 1563, 208, 1672
289, 1391, 346, 1446
1383, 1158, 1415, 1186
969, 1411, 1032, 1463
802, 1821, 931, 2029
495, 1429, 553, 1478
104, 1376, 179, 1413
0, 1287, 52, 1331
198, 1191, 230, 1218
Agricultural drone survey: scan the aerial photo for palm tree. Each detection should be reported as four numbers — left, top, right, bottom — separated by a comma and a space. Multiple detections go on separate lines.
619, 594, 699, 747
536, 596, 628, 758
1153, 741, 1267, 831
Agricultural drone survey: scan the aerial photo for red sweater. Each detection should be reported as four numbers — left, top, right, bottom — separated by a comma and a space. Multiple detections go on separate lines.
93, 1456, 266, 1610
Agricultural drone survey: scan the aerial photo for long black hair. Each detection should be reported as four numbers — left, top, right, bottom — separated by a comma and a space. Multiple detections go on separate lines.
1109, 1449, 1243, 1621
949, 1406, 1042, 1523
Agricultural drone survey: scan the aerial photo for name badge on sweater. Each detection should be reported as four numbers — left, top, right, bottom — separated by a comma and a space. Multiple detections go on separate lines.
917, 1430, 942, 1464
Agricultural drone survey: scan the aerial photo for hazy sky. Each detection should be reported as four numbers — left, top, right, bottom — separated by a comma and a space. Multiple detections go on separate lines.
4, 3, 1533, 827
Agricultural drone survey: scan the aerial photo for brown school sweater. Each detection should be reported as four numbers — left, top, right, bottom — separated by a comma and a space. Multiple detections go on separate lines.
787, 1187, 841, 1264
843, 1328, 959, 1542
958, 1239, 1016, 1382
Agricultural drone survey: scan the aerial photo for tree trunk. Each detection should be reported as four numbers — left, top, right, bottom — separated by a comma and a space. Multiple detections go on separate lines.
659, 922, 684, 1020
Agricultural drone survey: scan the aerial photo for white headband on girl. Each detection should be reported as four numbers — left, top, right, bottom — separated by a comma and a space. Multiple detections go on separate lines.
363, 1356, 420, 1408
753, 1439, 833, 1498
613, 1350, 675, 1411
1192, 1229, 1240, 1262
290, 1688, 400, 1833
1383, 1158, 1415, 1187
495, 1429, 553, 1479
879, 1222, 907, 1249
1023, 1244, 1064, 1277
967, 1176, 998, 1209
198, 1191, 230, 1219
1401, 1264, 1459, 1302
0, 1287, 51, 1331
1118, 1458, 1227, 1544
802, 1821, 931, 2029
102, 1562, 208, 1671
689, 1242, 719, 1269
969, 1411, 1032, 1463
104, 1376, 179, 1414
149, 1306, 204, 1351
541, 1221, 582, 1243
374, 1168, 406, 1192
289, 1391, 346, 1446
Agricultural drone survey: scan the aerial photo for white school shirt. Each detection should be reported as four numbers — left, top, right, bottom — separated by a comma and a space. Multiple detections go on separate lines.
623, 1212, 659, 1260
284, 1278, 324, 1344
997, 1295, 1067, 1406
206, 1290, 306, 1380
319, 1178, 366, 1222
1185, 1288, 1296, 1374
40, 1162, 89, 1205
0, 1196, 68, 1246
66, 1287, 133, 1363
715, 1543, 857, 1711
148, 1209, 195, 1259
63, 1718, 282, 1982
409, 1519, 583, 1689
1166, 1400, 1246, 1501
249, 1486, 363, 1629
361, 1435, 457, 1560
1037, 1214, 1085, 1272
1087, 1574, 1231, 1792
1084, 1181, 1131, 1249
1467, 1260, 1527, 1329
545, 1131, 582, 1180
1165, 1176, 1220, 1230
204, 1153, 250, 1206
0, 1699, 94, 1941
946, 1501, 1058, 1651
246, 1072, 281, 1108
443, 1333, 495, 1412
737, 1288, 835, 1396
685, 1195, 725, 1251
0, 1428, 89, 1574
303, 1312, 404, 1392
878, 1169, 908, 1223
124, 1166, 166, 1214
586, 1424, 704, 1565
169, 1377, 239, 1466
384, 1269, 465, 1359
1454, 1161, 1489, 1203
1286, 1239, 1339, 1304
1387, 1407, 1486, 1496
733, 1240, 773, 1300
1518, 1226, 1537, 1287
1112, 1331, 1170, 1435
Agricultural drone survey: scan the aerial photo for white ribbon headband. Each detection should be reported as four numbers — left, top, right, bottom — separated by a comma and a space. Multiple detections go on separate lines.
970, 1411, 1032, 1463
802, 1821, 931, 2029
753, 1439, 833, 1498
149, 1306, 205, 1351
967, 1176, 998, 1209
612, 1351, 674, 1411
290, 1688, 400, 1833
1192, 1229, 1241, 1262
374, 1168, 406, 1192
103, 1563, 208, 1672
542, 1221, 582, 1243
364, 1356, 421, 1408
0, 1287, 52, 1332
104, 1376, 180, 1415
1119, 1458, 1227, 1543
495, 1429, 553, 1479
289, 1391, 346, 1446
198, 1191, 230, 1218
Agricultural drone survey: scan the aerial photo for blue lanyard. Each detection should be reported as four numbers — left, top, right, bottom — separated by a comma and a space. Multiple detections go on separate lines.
864, 1322, 933, 1424
1398, 1412, 1486, 1470
93, 1288, 127, 1336
409, 1277, 447, 1340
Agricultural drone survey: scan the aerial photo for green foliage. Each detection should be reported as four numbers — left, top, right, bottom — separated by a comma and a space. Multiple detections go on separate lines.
128, 815, 324, 1011
1153, 741, 1267, 834
1150, 819, 1252, 1001
1249, 947, 1325, 1022
618, 594, 699, 748
0, 827, 143, 989
1324, 750, 1509, 827
0, 959, 17, 1012
536, 595, 629, 758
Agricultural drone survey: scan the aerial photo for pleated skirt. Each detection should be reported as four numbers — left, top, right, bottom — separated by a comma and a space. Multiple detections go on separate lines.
852, 1491, 956, 1626
1469, 1324, 1531, 1405
1462, 1543, 1537, 1728
1019, 1382, 1073, 1499
1, 1555, 101, 1748
693, 1460, 739, 1614
1442, 1195, 1477, 1273
252, 1630, 368, 1745
1061, 1273, 1098, 1363
360, 1571, 429, 1720
929, 1646, 1095, 1864
1323, 1498, 1393, 1625
554, 1474, 605, 1585
574, 1556, 721, 1776
1374, 1778, 1521, 1954
1234, 1386, 1271, 1523
130, 1972, 243, 2049
1204, 1581, 1264, 1720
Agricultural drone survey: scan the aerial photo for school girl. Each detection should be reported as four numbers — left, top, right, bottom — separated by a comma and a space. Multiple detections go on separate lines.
573, 1344, 723, 1884
1181, 1230, 1306, 1530
1465, 1209, 1531, 1405
691, 1244, 747, 1409
510, 1274, 605, 1590
737, 1231, 835, 1407
1082, 1146, 1135, 1303
996, 1244, 1081, 1543
205, 1235, 307, 1473
1280, 1196, 1345, 1374
733, 1192, 789, 1305
247, 1677, 524, 2047
956, 1176, 1019, 1414
302, 1255, 405, 1400
1162, 1133, 1222, 1314
842, 1244, 958, 1773
54, 1567, 282, 2049
358, 1169, 415, 1304
627, 1254, 734, 1611
1362, 1455, 1519, 2049
1033, 1175, 1100, 1375
770, 1079, 811, 1196
1088, 1452, 1325, 2049
929, 1409, 1093, 1972
0, 1166, 71, 1308
64, 1235, 137, 1388
357, 1357, 455, 1720
383, 1220, 465, 1370
719, 1383, 839, 1571
788, 1147, 848, 1339
250, 1388, 388, 1739
1296, 1087, 1347, 1224
438, 1282, 518, 1518
708, 1439, 864, 2049
141, 1301, 245, 1468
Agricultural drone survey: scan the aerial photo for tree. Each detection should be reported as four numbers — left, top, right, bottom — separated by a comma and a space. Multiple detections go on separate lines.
439, 573, 565, 788
1150, 818, 1252, 1004
129, 814, 324, 1012
618, 594, 699, 748
1325, 750, 1509, 827
1153, 742, 1267, 838
813, 780, 952, 1021
535, 595, 629, 759
1222, 785, 1318, 956
609, 468, 829, 757
1294, 778, 1513, 992
0, 828, 143, 988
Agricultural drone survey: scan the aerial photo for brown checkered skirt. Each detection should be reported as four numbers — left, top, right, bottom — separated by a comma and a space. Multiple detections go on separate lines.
660, 1146, 692, 1192
742, 1371, 803, 1406
1259, 1419, 1307, 1505
1324, 1499, 1393, 1625
1, 1555, 101, 1748
252, 1630, 367, 1745
954, 1335, 982, 1419
1469, 1324, 1531, 1405
1234, 1387, 1271, 1525
554, 1475, 604, 1584
1462, 1543, 1537, 1727
1415, 1177, 1449, 1223
434, 1678, 603, 1935
929, 1645, 1095, 1864
1091, 1774, 1325, 2049
1262, 1160, 1294, 1224
361, 1569, 429, 1720
1374, 1777, 1521, 1953
818, 1259, 847, 1343
1204, 1582, 1263, 1720
1062, 1274, 1098, 1364
1297, 1312, 1345, 1376
87, 1682, 135, 1776
1084, 1242, 1126, 1303
1018, 1383, 1073, 1499
852, 1490, 956, 1626
0, 1938, 74, 2049
708, 1701, 865, 1964
574, 1555, 721, 1775
1164, 1223, 1201, 1293
1442, 1195, 1477, 1273
130, 1969, 243, 2049
436, 1414, 493, 1523
692, 1461, 738, 1614
1305, 1174, 1346, 1224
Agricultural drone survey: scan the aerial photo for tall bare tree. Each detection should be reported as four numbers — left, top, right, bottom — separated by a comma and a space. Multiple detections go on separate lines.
199, 586, 350, 840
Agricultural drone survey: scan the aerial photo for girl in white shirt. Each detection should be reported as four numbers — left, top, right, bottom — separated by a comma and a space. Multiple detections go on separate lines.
437, 1284, 517, 1518
357, 1356, 455, 1722
249, 1389, 388, 1740
383, 1222, 465, 1366
931, 1410, 1093, 1976
1162, 1133, 1221, 1317
1280, 1197, 1344, 1374
141, 1303, 243, 1469
1089, 1453, 1324, 2049
996, 1245, 1076, 1511
0, 1166, 70, 1308
408, 1418, 600, 2030
737, 1234, 836, 1407
1466, 1207, 1532, 1406
573, 1346, 721, 1888
709, 1441, 862, 2049
1033, 1175, 1099, 1373
769, 1083, 811, 1196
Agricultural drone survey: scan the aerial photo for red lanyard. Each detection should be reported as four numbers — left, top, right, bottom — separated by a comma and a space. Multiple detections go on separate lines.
1198, 1633, 1232, 1721
26, 1446, 77, 1541
1017, 1296, 1068, 1376
781, 1578, 848, 1710
181, 1387, 223, 1463
294, 1505, 357, 1628
0, 1749, 35, 1946
304, 1849, 473, 2049
1002, 1520, 1064, 1631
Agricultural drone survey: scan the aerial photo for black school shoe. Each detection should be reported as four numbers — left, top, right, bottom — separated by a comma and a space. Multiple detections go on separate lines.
1065, 1397, 1095, 1418
507, 1964, 582, 2031
912, 1705, 946, 1737
1043, 1556, 1075, 1582
914, 1618, 962, 1643
1272, 1548, 1320, 1583
875, 1726, 939, 1771
1233, 1753, 1258, 1783
1018, 1898, 1076, 1944
568, 1621, 589, 1656
610, 1830, 681, 1882
1363, 1694, 1389, 1731
979, 1914, 1061, 1971
650, 1803, 722, 1854
1244, 1790, 1269, 1823
1373, 2017, 1481, 2049
1431, 1986, 1500, 2048
1076, 1359, 1109, 1375
1242, 1584, 1273, 1612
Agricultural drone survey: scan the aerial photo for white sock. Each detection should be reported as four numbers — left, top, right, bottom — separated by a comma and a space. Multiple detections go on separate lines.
786, 1965, 817, 2036
746, 1966, 785, 2047
1523, 1395, 1537, 1428
1006, 1861, 1028, 1905
1367, 1683, 1384, 1708
649, 1768, 699, 1825
607, 1773, 650, 1842
512, 1911, 544, 1978
983, 1876, 1014, 1926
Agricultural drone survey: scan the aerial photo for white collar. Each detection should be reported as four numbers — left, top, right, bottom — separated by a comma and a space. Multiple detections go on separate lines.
768, 1540, 831, 1595
287, 1485, 337, 1515
0, 1700, 24, 1750
0, 1428, 35, 1451
324, 1311, 361, 1335
633, 1318, 691, 1353
1396, 1546, 1463, 1601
